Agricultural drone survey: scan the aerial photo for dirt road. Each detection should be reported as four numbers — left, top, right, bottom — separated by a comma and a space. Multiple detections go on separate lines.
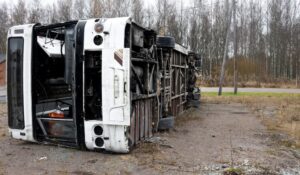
201, 87, 300, 94
0, 102, 299, 174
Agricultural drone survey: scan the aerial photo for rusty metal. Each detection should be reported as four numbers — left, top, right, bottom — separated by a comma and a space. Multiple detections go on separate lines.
128, 28, 199, 145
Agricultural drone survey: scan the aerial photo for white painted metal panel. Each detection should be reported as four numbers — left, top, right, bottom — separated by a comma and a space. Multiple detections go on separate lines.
102, 48, 130, 126
37, 36, 65, 57
84, 19, 104, 51
7, 24, 35, 142
84, 120, 104, 150
175, 44, 189, 55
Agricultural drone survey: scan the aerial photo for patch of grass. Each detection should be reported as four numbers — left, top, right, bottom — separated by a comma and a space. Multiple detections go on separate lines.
202, 93, 300, 148
175, 108, 201, 127
223, 167, 244, 175
202, 92, 300, 97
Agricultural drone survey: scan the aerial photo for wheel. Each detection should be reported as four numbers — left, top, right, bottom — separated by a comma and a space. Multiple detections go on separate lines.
156, 36, 175, 48
193, 93, 200, 100
158, 116, 175, 130
193, 88, 201, 100
187, 100, 200, 108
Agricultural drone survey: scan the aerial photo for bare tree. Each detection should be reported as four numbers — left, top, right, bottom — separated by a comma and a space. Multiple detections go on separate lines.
144, 5, 156, 29
199, 14, 212, 76
112, 0, 130, 17
11, 0, 27, 25
0, 2, 8, 53
233, 0, 237, 94
28, 0, 43, 23
102, 0, 130, 17
1, 0, 299, 86
218, 0, 232, 96
177, 1, 189, 45
44, 3, 59, 24
88, 0, 104, 18
167, 13, 180, 41
188, 0, 201, 52
57, 0, 72, 22
131, 0, 144, 24
73, 0, 87, 19
212, 0, 227, 66
155, 0, 176, 35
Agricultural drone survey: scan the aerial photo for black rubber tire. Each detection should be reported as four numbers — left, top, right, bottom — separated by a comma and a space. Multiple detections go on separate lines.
156, 36, 175, 48
187, 100, 200, 108
193, 93, 200, 100
158, 116, 175, 130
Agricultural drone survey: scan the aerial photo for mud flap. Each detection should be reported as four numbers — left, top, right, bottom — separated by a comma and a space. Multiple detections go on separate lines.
158, 116, 175, 130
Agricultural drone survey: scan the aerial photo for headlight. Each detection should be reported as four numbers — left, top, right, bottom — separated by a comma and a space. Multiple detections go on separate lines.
94, 23, 104, 33
94, 35, 103, 45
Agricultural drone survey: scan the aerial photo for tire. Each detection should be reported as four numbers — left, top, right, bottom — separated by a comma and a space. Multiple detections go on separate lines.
187, 100, 200, 108
158, 116, 175, 130
156, 36, 175, 48
193, 93, 200, 100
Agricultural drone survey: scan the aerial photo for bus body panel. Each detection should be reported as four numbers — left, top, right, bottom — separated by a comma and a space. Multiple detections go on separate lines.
83, 18, 131, 152
101, 48, 130, 126
7, 24, 35, 142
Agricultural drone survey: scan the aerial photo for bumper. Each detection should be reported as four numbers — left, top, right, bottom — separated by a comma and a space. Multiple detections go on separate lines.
84, 120, 130, 153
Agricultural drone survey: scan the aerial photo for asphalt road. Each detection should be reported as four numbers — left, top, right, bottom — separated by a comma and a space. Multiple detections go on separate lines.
201, 87, 300, 94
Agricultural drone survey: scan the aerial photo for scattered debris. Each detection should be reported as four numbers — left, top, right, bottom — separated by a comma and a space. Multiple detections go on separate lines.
222, 164, 230, 169
223, 167, 243, 175
290, 150, 300, 159
87, 159, 97, 164
145, 137, 174, 148
38, 156, 48, 161
242, 159, 250, 166
1, 101, 300, 174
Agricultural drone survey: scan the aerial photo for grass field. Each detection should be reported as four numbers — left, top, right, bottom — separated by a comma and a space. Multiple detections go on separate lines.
202, 91, 300, 97
202, 92, 300, 148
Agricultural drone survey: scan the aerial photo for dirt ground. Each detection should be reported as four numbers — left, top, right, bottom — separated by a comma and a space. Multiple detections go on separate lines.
0, 99, 300, 175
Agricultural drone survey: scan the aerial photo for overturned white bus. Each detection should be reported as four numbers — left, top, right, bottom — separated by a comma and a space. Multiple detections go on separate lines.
7, 17, 201, 153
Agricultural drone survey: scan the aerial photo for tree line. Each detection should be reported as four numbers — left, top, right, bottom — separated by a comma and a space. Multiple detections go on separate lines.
0, 0, 299, 86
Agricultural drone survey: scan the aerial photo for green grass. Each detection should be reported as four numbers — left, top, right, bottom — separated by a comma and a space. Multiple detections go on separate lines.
223, 167, 244, 175
202, 92, 300, 97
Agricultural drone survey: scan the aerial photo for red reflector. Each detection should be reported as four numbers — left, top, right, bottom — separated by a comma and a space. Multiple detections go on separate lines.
48, 111, 64, 118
